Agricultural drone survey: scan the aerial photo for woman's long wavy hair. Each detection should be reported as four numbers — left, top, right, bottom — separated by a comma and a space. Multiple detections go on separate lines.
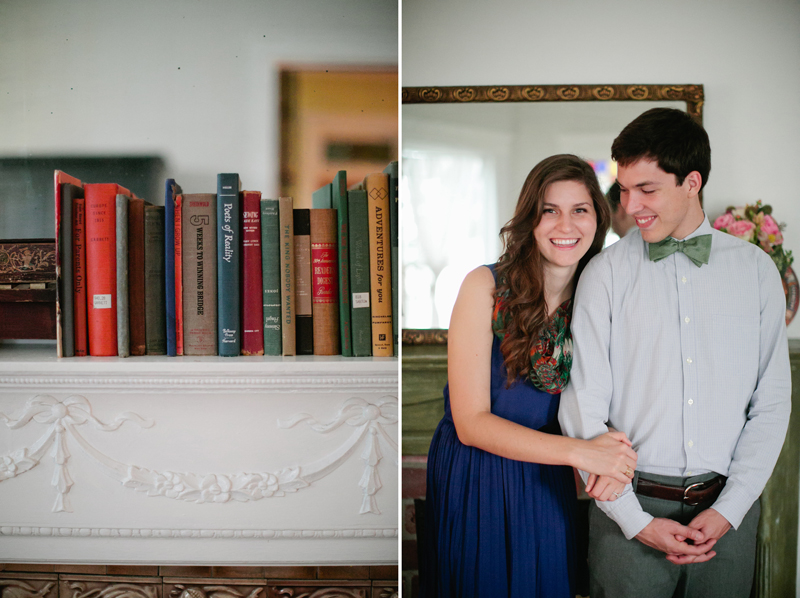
494, 154, 611, 384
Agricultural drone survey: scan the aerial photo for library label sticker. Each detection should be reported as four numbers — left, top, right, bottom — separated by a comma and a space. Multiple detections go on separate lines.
352, 292, 370, 309
93, 294, 112, 309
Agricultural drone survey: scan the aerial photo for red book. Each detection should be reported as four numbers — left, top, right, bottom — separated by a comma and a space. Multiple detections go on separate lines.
84, 182, 130, 356
241, 190, 264, 355
310, 209, 340, 355
175, 194, 184, 356
73, 197, 88, 356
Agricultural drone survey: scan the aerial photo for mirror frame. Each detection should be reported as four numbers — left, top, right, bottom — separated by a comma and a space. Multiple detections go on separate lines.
401, 83, 705, 345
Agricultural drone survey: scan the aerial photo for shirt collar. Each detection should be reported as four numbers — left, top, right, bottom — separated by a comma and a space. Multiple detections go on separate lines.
680, 213, 712, 241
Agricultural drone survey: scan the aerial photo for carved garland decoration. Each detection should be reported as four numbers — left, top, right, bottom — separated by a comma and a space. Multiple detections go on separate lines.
0, 394, 397, 518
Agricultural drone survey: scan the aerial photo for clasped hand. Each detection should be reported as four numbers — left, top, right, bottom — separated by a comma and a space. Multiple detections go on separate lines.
636, 508, 731, 564
581, 431, 637, 501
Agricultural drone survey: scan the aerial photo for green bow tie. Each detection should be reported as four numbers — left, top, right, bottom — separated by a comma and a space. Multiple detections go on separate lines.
648, 234, 712, 267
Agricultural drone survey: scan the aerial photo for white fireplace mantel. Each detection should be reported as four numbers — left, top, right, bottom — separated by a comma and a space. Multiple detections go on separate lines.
0, 345, 398, 565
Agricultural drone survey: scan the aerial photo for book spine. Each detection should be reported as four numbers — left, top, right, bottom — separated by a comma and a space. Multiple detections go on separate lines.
115, 194, 130, 358
260, 198, 282, 355
294, 208, 313, 355
182, 194, 218, 355
84, 183, 119, 356
73, 197, 88, 356
347, 189, 372, 357
365, 173, 393, 356
54, 171, 82, 357
384, 161, 399, 356
312, 183, 332, 209
332, 171, 352, 356
310, 209, 339, 355
144, 206, 166, 354
164, 179, 180, 356
279, 197, 296, 356
242, 191, 264, 355
175, 194, 183, 356
217, 173, 241, 356
128, 198, 147, 356
59, 184, 78, 357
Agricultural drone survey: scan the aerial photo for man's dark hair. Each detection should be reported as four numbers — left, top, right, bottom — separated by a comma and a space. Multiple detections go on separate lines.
611, 107, 711, 191
606, 181, 621, 209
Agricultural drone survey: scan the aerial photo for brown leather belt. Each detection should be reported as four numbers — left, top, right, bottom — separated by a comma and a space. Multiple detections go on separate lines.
635, 475, 726, 506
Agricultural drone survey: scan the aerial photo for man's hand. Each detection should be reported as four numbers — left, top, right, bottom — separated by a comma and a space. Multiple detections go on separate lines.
666, 508, 731, 565
636, 518, 717, 563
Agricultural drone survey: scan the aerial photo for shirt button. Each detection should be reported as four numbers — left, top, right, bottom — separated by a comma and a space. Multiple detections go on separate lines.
687, 471, 693, 476
688, 399, 694, 405
687, 357, 693, 364
685, 317, 690, 323
682, 276, 687, 283
688, 440, 694, 448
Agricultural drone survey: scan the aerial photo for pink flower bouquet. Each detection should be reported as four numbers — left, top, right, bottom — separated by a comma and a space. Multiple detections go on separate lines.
713, 200, 793, 276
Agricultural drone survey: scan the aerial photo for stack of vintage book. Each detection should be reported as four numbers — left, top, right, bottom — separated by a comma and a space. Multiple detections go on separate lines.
53, 164, 398, 358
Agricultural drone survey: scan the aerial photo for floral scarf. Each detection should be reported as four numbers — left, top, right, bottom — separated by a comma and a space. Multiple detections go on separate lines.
492, 296, 573, 394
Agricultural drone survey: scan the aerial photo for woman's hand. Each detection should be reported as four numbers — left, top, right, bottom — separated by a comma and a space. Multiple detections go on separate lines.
576, 431, 637, 484
586, 474, 628, 501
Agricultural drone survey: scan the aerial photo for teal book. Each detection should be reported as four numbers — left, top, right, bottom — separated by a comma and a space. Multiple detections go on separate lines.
331, 171, 352, 356
164, 178, 182, 356
347, 189, 371, 356
312, 183, 332, 209
384, 161, 399, 355
260, 198, 282, 355
216, 172, 241, 356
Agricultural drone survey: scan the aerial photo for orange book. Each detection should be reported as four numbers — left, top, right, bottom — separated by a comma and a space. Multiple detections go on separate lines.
73, 197, 88, 356
364, 172, 393, 356
84, 182, 130, 356
175, 194, 184, 355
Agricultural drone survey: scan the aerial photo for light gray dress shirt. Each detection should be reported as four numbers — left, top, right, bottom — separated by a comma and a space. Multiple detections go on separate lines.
559, 215, 791, 540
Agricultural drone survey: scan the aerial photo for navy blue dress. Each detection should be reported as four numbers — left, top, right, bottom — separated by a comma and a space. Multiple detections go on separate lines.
420, 266, 577, 598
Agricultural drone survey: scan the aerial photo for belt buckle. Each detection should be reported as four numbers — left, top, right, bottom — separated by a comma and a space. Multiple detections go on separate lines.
683, 481, 706, 506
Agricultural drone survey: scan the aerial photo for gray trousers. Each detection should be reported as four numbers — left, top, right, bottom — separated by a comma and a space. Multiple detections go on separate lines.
588, 473, 760, 598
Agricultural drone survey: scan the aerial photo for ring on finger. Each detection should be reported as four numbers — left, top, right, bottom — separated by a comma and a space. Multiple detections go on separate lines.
612, 491, 622, 497
624, 465, 633, 478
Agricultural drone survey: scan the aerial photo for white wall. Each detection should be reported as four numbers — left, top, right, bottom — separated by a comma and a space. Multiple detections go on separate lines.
0, 0, 397, 197
403, 0, 800, 338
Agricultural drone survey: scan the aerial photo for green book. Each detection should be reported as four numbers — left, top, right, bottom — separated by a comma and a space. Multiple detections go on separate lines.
312, 183, 332, 209
260, 198, 282, 355
144, 205, 166, 355
332, 170, 352, 356
384, 161, 399, 356
347, 189, 371, 356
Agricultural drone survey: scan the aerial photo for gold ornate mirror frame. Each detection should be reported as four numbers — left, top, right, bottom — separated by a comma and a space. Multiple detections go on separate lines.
402, 83, 705, 346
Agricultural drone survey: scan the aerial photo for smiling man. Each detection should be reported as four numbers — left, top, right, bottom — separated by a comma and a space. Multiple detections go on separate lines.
559, 108, 791, 597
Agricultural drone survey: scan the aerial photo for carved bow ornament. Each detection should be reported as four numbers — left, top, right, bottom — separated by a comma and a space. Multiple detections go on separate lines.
0, 394, 397, 514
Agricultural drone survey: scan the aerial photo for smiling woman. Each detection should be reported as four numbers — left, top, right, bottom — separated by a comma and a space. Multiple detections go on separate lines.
535, 180, 598, 273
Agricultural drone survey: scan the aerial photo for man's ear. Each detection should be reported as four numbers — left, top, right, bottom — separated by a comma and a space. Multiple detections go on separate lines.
684, 171, 703, 198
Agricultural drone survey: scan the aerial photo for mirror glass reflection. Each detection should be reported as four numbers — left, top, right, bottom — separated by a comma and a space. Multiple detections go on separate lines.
402, 100, 686, 329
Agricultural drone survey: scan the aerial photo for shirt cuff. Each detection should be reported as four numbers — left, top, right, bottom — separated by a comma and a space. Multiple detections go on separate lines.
596, 491, 654, 540
708, 484, 754, 530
